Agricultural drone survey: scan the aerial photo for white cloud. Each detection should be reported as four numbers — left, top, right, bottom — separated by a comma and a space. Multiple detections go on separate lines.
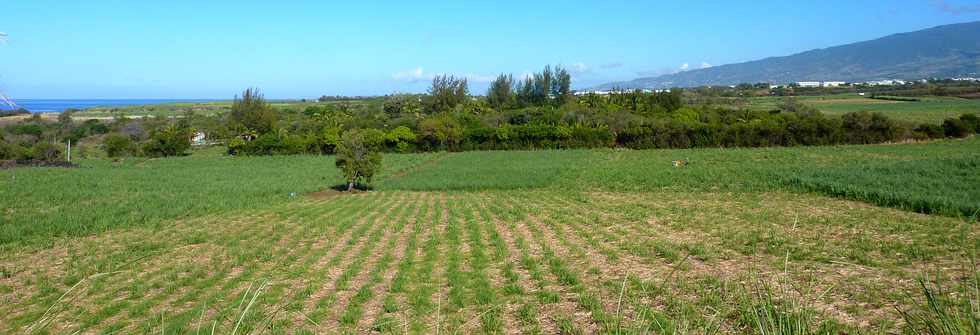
463, 73, 496, 83
679, 63, 690, 71
700, 62, 712, 69
393, 67, 494, 84
569, 62, 590, 74
600, 62, 623, 69
392, 67, 428, 82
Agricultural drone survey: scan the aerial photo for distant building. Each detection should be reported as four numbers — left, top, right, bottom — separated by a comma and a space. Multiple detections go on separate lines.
866, 79, 906, 86
574, 89, 662, 96
822, 81, 846, 87
192, 132, 207, 146
797, 81, 821, 88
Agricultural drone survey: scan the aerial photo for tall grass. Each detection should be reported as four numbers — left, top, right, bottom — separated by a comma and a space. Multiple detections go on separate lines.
900, 272, 980, 335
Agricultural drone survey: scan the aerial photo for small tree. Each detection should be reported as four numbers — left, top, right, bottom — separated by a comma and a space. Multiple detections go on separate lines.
102, 133, 133, 158
141, 124, 193, 157
30, 141, 64, 161
335, 129, 382, 191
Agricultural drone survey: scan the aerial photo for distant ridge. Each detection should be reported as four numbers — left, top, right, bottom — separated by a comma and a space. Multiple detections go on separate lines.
596, 21, 980, 90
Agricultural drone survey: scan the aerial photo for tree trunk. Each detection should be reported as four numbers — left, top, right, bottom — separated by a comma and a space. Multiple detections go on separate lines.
347, 172, 358, 192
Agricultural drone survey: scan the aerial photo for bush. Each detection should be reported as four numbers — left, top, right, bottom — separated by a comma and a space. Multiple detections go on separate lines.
335, 129, 383, 191
959, 113, 979, 134
841, 111, 903, 144
0, 141, 28, 160
913, 124, 945, 140
943, 118, 973, 138
102, 133, 133, 158
30, 141, 64, 161
141, 124, 193, 157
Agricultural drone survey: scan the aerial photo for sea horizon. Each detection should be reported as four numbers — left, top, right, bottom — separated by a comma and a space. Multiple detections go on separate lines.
1, 99, 224, 113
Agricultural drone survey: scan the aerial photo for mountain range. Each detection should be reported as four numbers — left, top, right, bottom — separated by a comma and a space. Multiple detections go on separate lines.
596, 20, 980, 90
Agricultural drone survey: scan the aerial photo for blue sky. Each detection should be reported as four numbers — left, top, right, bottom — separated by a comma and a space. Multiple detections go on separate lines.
2, 0, 980, 99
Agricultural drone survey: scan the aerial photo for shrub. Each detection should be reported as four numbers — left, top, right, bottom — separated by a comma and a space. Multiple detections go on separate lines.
385, 126, 417, 153
913, 124, 945, 140
0, 141, 28, 160
227, 137, 247, 156
30, 141, 64, 161
141, 124, 193, 157
943, 118, 973, 138
229, 88, 278, 134
102, 133, 133, 158
959, 113, 979, 134
841, 111, 902, 144
335, 129, 383, 191
319, 127, 342, 154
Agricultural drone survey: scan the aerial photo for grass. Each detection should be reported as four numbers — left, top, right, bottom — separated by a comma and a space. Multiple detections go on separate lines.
380, 137, 980, 218
743, 94, 980, 124
0, 139, 978, 333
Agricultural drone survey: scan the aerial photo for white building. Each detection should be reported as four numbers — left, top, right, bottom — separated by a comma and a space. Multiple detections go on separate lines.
797, 81, 821, 88
822, 81, 846, 87
866, 79, 907, 86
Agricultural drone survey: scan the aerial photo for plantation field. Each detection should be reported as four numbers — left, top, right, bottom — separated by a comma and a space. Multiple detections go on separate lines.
745, 94, 980, 124
1, 139, 979, 333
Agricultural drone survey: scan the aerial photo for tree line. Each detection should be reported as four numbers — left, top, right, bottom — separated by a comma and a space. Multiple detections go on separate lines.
2, 65, 979, 163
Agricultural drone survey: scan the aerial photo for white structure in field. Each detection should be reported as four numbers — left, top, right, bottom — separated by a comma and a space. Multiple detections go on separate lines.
191, 132, 207, 146
796, 81, 847, 88
866, 79, 907, 86
574, 89, 664, 96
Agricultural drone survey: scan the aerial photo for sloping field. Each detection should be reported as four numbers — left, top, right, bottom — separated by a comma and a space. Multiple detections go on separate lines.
1, 189, 974, 334
1, 139, 978, 334
746, 94, 980, 124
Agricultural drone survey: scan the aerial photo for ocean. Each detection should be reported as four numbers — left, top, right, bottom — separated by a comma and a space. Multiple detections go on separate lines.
2, 99, 218, 113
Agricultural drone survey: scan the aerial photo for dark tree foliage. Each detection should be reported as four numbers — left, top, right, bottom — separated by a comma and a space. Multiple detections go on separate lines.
425, 75, 468, 114
841, 111, 901, 144
943, 118, 973, 138
141, 124, 193, 157
487, 74, 513, 110
229, 88, 278, 134
102, 133, 133, 158
335, 129, 383, 191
